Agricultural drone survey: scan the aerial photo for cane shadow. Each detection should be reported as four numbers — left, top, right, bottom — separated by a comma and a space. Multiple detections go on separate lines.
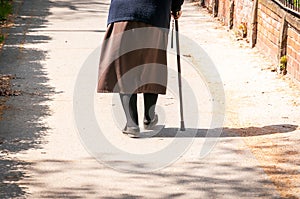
139, 124, 298, 138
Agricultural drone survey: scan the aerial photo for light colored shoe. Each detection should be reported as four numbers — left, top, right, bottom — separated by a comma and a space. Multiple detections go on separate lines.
143, 114, 158, 130
122, 126, 140, 138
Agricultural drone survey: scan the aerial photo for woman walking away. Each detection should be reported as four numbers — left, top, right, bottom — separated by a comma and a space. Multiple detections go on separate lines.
97, 0, 184, 137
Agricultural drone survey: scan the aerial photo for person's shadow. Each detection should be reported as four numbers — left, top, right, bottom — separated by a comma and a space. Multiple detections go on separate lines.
139, 124, 298, 138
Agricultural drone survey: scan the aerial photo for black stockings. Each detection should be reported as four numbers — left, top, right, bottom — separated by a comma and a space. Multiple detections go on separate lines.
119, 93, 158, 127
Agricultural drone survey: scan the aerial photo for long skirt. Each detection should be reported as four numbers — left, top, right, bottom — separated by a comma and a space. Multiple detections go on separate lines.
97, 21, 168, 94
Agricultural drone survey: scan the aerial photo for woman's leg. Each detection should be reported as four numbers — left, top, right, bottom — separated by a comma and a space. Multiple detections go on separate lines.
119, 94, 138, 127
143, 93, 158, 121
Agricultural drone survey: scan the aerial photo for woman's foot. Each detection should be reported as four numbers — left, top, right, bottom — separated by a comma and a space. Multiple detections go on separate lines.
122, 126, 140, 138
143, 114, 158, 130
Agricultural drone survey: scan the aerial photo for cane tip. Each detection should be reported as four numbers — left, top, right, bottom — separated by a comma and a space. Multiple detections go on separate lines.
178, 127, 185, 132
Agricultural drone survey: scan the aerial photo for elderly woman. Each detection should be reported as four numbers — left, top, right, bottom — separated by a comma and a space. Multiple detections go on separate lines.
97, 0, 184, 137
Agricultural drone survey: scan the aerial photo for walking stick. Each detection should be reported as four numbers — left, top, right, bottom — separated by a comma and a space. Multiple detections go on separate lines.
174, 19, 185, 131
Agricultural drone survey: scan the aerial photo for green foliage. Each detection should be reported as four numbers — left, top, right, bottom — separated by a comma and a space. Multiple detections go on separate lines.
0, 34, 4, 43
279, 55, 287, 73
0, 0, 12, 21
0, 0, 12, 44
280, 55, 287, 65
293, 0, 300, 7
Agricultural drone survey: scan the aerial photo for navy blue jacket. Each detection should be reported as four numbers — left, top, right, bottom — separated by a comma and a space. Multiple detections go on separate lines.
107, 0, 184, 28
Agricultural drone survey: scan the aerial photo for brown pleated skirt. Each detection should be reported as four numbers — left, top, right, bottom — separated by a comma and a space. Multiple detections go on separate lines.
97, 21, 168, 94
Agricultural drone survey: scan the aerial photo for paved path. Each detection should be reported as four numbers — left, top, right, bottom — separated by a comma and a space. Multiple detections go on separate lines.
0, 0, 299, 198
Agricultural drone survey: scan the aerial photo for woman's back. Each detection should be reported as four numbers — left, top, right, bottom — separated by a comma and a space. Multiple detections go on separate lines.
108, 0, 183, 28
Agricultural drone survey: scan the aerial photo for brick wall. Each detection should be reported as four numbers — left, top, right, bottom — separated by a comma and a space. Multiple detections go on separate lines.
256, 0, 300, 82
199, 0, 300, 82
287, 26, 300, 80
234, 0, 253, 29
256, 2, 281, 63
217, 0, 230, 25
203, 0, 214, 12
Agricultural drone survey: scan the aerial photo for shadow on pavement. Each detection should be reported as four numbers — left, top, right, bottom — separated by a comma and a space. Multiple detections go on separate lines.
19, 154, 280, 198
0, 0, 53, 197
0, 0, 105, 197
140, 124, 298, 138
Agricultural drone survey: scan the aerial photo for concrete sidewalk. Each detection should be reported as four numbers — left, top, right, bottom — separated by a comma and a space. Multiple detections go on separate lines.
0, 0, 299, 198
